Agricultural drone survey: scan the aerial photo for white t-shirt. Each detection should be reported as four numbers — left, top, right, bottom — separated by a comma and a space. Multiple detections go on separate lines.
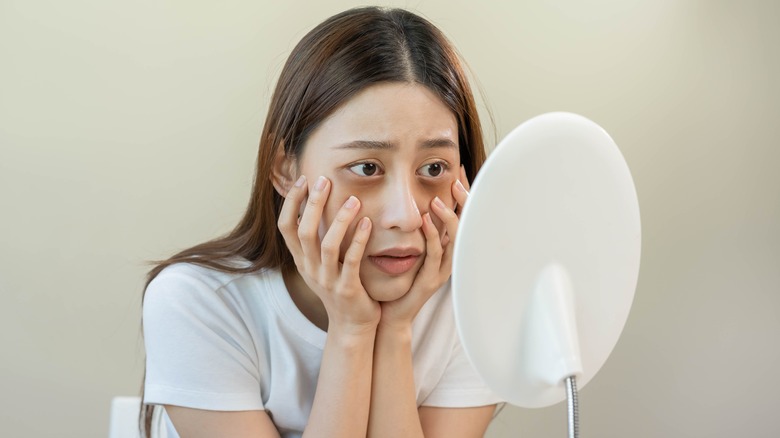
143, 262, 500, 437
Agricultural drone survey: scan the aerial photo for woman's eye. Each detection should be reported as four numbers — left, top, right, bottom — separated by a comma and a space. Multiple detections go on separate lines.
419, 162, 446, 178
348, 162, 380, 177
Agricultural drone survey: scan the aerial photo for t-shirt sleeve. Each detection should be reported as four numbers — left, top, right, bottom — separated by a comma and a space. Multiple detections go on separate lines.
143, 268, 264, 411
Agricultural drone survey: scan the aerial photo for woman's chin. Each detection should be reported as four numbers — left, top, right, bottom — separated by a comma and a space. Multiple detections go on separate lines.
361, 270, 417, 302
366, 288, 407, 302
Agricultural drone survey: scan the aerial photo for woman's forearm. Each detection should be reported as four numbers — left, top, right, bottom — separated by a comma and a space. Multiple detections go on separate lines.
303, 326, 376, 438
367, 322, 425, 438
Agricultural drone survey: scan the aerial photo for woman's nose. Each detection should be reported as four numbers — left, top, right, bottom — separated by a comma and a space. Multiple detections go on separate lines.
378, 180, 424, 232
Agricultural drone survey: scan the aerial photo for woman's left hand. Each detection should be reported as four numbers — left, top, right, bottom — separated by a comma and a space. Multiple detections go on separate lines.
379, 165, 471, 329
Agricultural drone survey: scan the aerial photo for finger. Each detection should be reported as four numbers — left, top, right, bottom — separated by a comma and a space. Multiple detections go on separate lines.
431, 196, 459, 275
441, 231, 450, 248
321, 195, 361, 273
417, 212, 443, 280
341, 217, 372, 280
460, 164, 471, 191
277, 175, 307, 261
453, 166, 470, 216
297, 175, 330, 265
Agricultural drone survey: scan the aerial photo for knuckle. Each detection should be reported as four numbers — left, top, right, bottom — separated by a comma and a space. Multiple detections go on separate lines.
297, 228, 316, 243
317, 268, 332, 285
342, 251, 361, 267
320, 241, 339, 257
278, 219, 292, 233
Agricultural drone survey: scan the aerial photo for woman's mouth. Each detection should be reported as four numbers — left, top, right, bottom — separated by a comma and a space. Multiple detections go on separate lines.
368, 250, 422, 275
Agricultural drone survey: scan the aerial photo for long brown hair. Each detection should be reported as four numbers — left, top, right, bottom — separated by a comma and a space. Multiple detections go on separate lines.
140, 6, 487, 436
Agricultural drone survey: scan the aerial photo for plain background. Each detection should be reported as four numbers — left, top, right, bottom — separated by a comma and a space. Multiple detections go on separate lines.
1, 0, 778, 436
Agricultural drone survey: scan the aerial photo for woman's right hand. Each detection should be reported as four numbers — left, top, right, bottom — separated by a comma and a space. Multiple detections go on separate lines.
278, 175, 380, 335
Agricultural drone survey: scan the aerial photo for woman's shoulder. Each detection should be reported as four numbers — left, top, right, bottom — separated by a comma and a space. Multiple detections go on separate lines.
153, 259, 243, 284
152, 256, 270, 285
145, 260, 281, 307
143, 261, 288, 339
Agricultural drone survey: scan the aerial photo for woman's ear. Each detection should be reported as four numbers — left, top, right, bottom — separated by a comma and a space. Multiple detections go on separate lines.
270, 147, 299, 198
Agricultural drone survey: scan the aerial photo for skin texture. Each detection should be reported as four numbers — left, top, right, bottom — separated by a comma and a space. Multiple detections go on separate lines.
166, 82, 496, 437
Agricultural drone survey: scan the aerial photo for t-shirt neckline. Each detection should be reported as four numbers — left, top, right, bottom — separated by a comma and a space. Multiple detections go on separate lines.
267, 268, 327, 349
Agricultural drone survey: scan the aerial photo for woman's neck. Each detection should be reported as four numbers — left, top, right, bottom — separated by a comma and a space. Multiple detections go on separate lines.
282, 269, 329, 331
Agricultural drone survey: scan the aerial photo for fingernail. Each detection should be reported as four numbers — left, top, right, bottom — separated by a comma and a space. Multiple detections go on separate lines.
423, 212, 432, 224
455, 180, 466, 193
314, 176, 327, 191
344, 196, 358, 209
433, 197, 445, 209
294, 175, 306, 187
360, 217, 370, 230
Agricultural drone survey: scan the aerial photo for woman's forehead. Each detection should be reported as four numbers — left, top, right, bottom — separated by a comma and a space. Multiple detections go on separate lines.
308, 82, 458, 150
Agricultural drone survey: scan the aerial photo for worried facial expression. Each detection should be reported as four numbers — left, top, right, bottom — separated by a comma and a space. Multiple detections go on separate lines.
294, 82, 460, 301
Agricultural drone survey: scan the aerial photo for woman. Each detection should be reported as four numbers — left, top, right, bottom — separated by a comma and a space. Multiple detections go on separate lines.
142, 6, 501, 437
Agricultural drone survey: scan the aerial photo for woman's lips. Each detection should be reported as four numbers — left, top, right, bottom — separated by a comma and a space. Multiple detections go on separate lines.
368, 255, 421, 275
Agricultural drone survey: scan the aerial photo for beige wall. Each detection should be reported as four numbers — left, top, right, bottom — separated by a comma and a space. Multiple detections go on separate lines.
2, 0, 778, 436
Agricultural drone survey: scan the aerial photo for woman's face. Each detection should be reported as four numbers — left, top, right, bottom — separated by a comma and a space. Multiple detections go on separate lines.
296, 82, 460, 302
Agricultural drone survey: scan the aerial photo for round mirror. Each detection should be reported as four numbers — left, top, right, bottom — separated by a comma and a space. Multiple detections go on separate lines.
453, 112, 641, 408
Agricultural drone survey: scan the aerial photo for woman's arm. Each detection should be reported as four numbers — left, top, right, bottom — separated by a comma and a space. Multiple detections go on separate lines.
368, 174, 472, 437
164, 326, 374, 437
304, 326, 376, 437
164, 407, 281, 438
418, 405, 497, 437
366, 308, 495, 438
165, 176, 381, 437
367, 321, 424, 437
366, 209, 446, 437
366, 321, 496, 438
163, 327, 376, 438
283, 175, 381, 437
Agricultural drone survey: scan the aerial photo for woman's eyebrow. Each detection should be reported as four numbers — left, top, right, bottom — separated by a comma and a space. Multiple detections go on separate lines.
335, 140, 394, 150
420, 138, 457, 150
334, 138, 457, 150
